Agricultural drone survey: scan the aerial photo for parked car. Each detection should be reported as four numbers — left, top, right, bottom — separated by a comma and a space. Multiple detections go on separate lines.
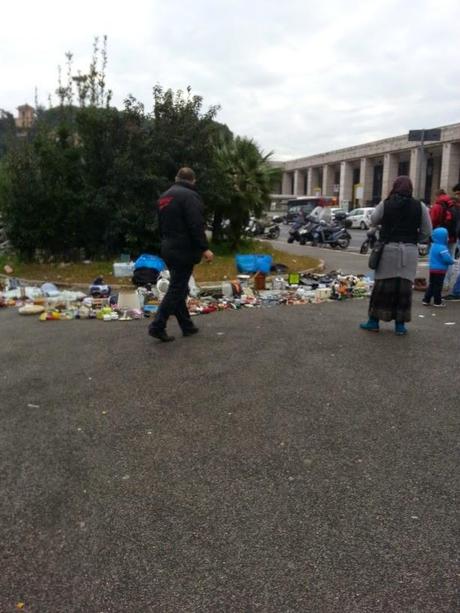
346, 207, 375, 230
330, 207, 345, 220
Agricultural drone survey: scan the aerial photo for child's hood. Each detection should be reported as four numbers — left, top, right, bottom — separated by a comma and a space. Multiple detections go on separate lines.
432, 227, 449, 245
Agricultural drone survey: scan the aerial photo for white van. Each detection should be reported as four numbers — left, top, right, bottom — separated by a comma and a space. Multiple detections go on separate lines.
346, 207, 375, 230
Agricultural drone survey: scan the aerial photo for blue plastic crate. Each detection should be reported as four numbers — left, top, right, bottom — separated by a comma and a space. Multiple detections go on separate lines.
235, 254, 273, 274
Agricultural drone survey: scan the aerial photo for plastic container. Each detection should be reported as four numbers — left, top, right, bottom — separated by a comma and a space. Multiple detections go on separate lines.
272, 276, 287, 290
113, 262, 134, 277
222, 281, 233, 299
235, 254, 273, 274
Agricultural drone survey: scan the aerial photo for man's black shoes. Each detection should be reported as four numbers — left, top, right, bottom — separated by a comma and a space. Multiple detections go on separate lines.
182, 327, 199, 337
148, 329, 175, 342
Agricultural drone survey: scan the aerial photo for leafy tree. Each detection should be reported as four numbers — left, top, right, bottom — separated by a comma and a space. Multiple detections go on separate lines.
0, 36, 274, 260
215, 137, 281, 246
147, 85, 233, 241
0, 123, 84, 259
75, 99, 160, 256
0, 110, 16, 158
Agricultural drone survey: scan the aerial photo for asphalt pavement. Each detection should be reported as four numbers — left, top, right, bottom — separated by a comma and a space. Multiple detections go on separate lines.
0, 275, 458, 611
269, 228, 430, 278
274, 224, 368, 253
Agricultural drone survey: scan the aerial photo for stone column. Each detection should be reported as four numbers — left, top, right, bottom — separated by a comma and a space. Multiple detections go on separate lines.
281, 172, 291, 195
339, 161, 353, 207
360, 157, 374, 205
440, 143, 460, 191
382, 152, 399, 199
293, 170, 299, 196
311, 168, 321, 195
293, 169, 305, 196
306, 168, 313, 195
322, 165, 334, 196
409, 147, 427, 199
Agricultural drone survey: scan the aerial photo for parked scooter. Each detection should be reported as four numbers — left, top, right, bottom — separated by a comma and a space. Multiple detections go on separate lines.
245, 217, 281, 240
359, 233, 376, 254
360, 233, 430, 257
287, 214, 308, 243
310, 217, 352, 249
297, 216, 322, 245
287, 221, 306, 243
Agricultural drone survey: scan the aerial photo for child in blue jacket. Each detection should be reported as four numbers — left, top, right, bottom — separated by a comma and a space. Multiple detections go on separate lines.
423, 227, 455, 307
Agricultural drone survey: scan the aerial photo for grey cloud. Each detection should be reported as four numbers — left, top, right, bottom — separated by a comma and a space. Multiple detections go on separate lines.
2, 0, 460, 160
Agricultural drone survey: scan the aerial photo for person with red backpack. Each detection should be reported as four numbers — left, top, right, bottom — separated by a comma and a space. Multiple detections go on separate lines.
429, 189, 459, 288
430, 190, 458, 240
443, 183, 460, 300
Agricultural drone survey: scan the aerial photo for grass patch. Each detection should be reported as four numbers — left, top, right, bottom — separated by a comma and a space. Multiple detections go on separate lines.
0, 243, 320, 286
194, 241, 319, 282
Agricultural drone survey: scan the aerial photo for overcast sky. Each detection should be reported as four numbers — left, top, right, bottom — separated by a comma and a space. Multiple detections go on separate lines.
2, 0, 459, 160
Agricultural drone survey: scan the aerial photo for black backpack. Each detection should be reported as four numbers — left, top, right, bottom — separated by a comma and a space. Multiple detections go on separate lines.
131, 267, 160, 287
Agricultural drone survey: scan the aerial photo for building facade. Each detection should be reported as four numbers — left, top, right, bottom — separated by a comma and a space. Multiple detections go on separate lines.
15, 104, 34, 129
273, 122, 460, 209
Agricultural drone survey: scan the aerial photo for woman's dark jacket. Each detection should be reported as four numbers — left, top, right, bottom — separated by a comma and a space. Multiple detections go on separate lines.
380, 195, 422, 244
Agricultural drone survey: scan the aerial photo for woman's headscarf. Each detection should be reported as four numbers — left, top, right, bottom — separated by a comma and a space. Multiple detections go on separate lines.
389, 175, 413, 198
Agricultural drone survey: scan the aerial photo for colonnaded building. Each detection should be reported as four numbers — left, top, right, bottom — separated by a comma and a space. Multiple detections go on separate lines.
272, 121, 460, 209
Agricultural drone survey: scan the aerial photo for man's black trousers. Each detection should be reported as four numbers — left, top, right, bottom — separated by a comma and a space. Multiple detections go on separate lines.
149, 264, 195, 333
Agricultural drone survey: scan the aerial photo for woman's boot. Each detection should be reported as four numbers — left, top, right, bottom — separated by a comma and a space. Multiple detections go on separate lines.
395, 322, 407, 336
359, 317, 380, 332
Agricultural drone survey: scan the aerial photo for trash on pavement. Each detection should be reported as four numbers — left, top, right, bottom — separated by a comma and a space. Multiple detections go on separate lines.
1, 255, 378, 325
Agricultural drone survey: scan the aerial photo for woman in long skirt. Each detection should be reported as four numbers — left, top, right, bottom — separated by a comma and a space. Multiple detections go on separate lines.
360, 176, 432, 335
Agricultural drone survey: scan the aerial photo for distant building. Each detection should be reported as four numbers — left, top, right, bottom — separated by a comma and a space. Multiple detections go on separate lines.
272, 121, 460, 208
15, 104, 34, 129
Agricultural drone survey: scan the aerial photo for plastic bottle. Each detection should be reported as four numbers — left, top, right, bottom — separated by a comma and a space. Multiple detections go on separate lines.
254, 272, 266, 291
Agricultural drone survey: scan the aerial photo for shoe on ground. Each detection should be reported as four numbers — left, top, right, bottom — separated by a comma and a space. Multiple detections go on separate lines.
421, 300, 430, 306
395, 323, 407, 335
443, 294, 460, 301
182, 327, 199, 337
433, 301, 446, 308
148, 329, 175, 342
359, 320, 379, 332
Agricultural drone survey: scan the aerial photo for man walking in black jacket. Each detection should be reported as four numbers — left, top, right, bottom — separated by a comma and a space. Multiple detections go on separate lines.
149, 167, 214, 342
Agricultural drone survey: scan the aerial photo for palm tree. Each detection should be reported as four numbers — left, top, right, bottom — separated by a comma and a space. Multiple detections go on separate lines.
215, 136, 281, 246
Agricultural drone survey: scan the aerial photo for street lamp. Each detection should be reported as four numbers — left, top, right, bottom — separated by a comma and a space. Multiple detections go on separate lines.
408, 128, 441, 200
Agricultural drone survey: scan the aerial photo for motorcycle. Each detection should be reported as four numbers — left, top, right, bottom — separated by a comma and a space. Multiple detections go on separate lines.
298, 217, 323, 245
245, 217, 281, 240
360, 233, 430, 257
359, 233, 376, 254
310, 218, 352, 249
287, 218, 306, 243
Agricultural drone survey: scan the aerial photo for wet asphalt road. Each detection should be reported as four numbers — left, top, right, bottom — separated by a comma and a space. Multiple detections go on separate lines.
275, 224, 368, 253
0, 283, 458, 611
